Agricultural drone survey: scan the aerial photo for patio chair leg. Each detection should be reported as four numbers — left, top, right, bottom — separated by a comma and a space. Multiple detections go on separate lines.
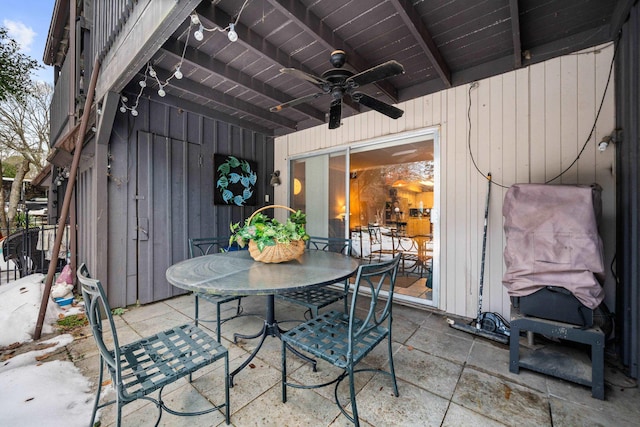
388, 335, 399, 396
282, 341, 288, 403
235, 298, 242, 316
194, 294, 200, 327
90, 359, 104, 427
216, 302, 222, 342
348, 367, 360, 427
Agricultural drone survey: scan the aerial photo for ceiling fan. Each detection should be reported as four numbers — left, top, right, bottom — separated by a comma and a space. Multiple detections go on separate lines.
270, 50, 405, 129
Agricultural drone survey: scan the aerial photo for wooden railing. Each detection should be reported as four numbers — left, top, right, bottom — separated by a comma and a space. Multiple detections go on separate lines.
92, 0, 137, 62
49, 58, 73, 146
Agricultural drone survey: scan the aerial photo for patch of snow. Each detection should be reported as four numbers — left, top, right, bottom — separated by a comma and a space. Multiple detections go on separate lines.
0, 274, 96, 427
0, 359, 95, 427
0, 334, 74, 373
0, 274, 74, 347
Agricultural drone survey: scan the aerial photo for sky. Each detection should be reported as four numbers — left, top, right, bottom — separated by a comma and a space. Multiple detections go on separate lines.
0, 273, 95, 426
0, 0, 56, 84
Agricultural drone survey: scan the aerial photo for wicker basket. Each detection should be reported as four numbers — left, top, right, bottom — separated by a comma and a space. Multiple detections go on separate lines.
247, 205, 306, 263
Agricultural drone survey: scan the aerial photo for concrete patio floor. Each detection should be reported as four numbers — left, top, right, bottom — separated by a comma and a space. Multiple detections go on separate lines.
67, 293, 639, 426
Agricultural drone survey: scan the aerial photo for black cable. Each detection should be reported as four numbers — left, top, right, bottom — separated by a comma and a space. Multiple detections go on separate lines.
545, 39, 619, 184
467, 39, 619, 188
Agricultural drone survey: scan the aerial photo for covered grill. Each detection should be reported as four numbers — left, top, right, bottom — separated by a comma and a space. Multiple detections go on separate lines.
502, 183, 606, 326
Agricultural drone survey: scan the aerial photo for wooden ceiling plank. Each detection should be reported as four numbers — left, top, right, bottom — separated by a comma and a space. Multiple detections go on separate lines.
151, 68, 299, 130
266, 0, 400, 103
388, 0, 451, 88
195, 2, 360, 114
509, 0, 522, 68
150, 91, 274, 136
523, 25, 612, 65
161, 38, 325, 123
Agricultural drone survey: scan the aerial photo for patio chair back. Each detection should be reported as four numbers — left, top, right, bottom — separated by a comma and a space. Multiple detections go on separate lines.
281, 253, 402, 426
347, 253, 400, 357
306, 236, 352, 255
78, 263, 230, 426
188, 236, 245, 341
188, 236, 243, 257
277, 236, 353, 319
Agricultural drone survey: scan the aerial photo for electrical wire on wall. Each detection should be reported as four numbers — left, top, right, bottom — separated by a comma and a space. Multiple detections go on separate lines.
467, 39, 620, 188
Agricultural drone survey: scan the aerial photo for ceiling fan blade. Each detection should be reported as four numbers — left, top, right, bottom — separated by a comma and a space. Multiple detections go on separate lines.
280, 68, 328, 86
353, 93, 404, 119
346, 60, 404, 88
270, 92, 324, 112
328, 100, 342, 129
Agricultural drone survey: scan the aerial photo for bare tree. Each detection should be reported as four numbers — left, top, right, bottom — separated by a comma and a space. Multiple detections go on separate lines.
0, 81, 52, 230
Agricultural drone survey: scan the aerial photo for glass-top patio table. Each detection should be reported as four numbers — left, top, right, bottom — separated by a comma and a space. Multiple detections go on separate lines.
166, 249, 360, 386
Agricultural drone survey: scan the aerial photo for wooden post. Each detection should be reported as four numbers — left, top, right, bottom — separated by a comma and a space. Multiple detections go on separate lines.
34, 58, 101, 340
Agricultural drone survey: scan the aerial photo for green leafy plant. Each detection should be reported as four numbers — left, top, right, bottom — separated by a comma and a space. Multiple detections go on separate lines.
111, 307, 126, 316
230, 209, 309, 252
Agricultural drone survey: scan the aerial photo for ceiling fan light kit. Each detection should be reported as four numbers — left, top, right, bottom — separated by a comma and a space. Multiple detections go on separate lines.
271, 50, 405, 129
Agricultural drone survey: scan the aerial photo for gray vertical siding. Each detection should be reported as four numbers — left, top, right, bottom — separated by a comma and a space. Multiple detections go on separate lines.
78, 96, 273, 308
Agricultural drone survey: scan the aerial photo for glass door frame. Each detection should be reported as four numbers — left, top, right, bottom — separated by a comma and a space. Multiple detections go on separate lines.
288, 127, 440, 308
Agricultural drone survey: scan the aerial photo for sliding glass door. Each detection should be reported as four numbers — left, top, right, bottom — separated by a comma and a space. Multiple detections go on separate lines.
289, 129, 439, 307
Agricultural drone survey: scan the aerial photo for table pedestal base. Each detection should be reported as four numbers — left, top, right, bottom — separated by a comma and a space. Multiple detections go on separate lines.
230, 295, 317, 387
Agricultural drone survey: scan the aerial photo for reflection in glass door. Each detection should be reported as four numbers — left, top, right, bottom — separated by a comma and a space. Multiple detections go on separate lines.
290, 152, 347, 239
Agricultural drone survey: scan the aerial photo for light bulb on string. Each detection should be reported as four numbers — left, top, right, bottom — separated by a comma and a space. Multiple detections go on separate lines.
194, 25, 204, 41
118, 2, 252, 116
227, 23, 238, 42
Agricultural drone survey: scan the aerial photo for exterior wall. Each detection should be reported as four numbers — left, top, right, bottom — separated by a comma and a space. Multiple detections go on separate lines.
274, 44, 616, 320
79, 96, 274, 308
615, 2, 640, 378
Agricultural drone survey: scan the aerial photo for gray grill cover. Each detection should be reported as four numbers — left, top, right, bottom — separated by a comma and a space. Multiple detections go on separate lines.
502, 184, 605, 309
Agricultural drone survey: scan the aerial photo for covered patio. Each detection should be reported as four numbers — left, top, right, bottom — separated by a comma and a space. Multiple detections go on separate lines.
35, 2, 640, 424
63, 294, 639, 426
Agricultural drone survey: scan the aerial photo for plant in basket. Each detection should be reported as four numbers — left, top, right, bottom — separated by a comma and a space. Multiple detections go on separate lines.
229, 205, 309, 263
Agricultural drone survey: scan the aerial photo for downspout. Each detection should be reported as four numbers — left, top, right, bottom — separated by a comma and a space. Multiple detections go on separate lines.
34, 57, 101, 340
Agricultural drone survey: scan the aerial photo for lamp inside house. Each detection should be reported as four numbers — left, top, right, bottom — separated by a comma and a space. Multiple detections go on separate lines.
270, 171, 281, 187
293, 178, 302, 195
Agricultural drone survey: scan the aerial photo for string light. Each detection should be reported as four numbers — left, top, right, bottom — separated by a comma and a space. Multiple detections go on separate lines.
119, 0, 252, 116
190, 0, 249, 42
228, 23, 238, 42
194, 25, 204, 41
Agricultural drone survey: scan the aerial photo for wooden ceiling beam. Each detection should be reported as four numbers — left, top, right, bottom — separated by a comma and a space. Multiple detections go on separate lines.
161, 38, 325, 124
388, 0, 451, 88
195, 2, 360, 114
146, 90, 274, 136
509, 0, 522, 69
266, 0, 399, 103
151, 68, 299, 131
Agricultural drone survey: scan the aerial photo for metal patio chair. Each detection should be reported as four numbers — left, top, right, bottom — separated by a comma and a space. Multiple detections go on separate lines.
281, 254, 401, 426
367, 225, 398, 263
189, 236, 245, 342
77, 263, 230, 427
276, 236, 353, 319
